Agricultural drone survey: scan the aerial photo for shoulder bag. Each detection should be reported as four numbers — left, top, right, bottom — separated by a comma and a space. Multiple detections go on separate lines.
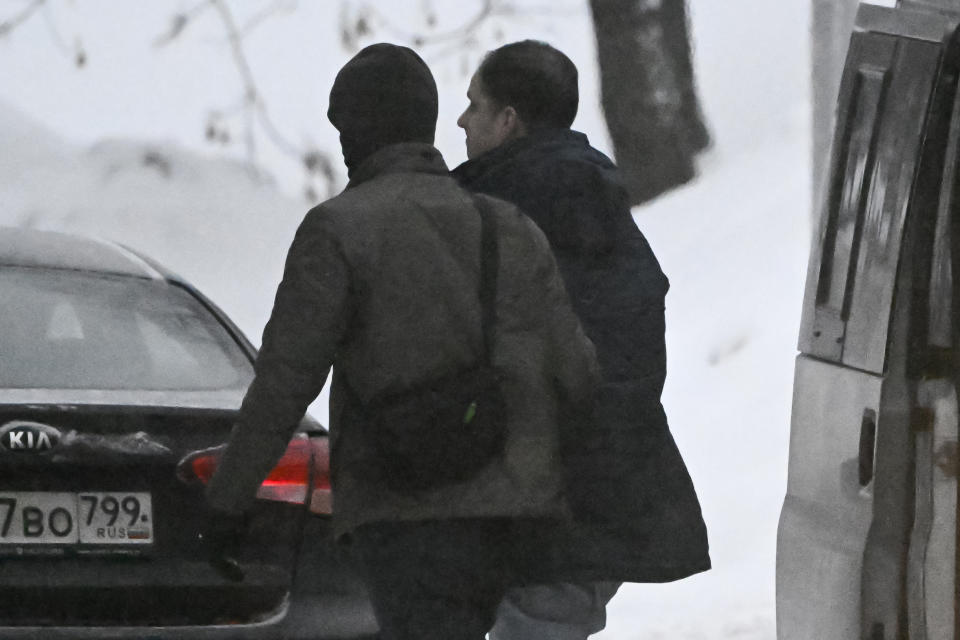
360, 195, 507, 494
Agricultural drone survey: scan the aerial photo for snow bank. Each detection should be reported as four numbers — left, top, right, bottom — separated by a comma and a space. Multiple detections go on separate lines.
0, 101, 304, 345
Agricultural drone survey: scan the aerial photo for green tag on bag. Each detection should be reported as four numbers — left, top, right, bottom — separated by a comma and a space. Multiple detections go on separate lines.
463, 401, 478, 425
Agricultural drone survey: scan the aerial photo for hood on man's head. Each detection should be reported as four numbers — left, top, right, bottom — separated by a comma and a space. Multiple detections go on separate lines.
328, 43, 438, 175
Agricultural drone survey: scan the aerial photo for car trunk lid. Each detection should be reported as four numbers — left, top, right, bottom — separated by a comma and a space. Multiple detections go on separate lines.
0, 401, 303, 627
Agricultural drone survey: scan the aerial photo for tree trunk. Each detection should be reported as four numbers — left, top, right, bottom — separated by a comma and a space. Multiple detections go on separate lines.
588, 0, 709, 206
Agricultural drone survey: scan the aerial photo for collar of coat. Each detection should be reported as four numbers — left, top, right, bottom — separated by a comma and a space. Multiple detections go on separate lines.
450, 128, 591, 185
346, 142, 449, 189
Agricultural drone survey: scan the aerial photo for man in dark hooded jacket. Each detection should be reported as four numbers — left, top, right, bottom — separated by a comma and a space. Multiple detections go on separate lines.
203, 43, 600, 640
452, 40, 711, 640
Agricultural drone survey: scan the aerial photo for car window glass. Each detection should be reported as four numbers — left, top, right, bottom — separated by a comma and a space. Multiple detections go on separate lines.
0, 268, 254, 391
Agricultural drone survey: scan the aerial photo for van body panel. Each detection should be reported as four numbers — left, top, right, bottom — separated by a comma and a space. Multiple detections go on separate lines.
776, 356, 880, 640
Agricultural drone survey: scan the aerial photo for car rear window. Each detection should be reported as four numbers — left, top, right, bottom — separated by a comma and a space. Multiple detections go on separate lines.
0, 268, 255, 391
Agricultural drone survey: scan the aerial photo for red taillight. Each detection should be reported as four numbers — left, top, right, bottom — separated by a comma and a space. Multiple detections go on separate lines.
177, 434, 332, 516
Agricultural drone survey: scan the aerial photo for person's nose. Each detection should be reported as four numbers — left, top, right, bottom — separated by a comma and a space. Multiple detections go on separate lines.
456, 110, 467, 129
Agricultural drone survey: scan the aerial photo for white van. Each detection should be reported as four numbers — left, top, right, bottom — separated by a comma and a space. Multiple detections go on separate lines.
778, 4, 960, 639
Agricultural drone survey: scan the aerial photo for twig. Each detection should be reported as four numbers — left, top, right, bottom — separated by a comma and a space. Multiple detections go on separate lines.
0, 0, 45, 38
239, 0, 298, 38
201, 0, 335, 197
502, 2, 582, 17
254, 103, 303, 158
210, 0, 260, 161
40, 0, 72, 57
153, 1, 213, 48
156, 1, 300, 159
359, 0, 498, 47
208, 1, 316, 161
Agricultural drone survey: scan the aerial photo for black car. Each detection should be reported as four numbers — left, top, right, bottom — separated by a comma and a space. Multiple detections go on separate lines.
0, 226, 377, 638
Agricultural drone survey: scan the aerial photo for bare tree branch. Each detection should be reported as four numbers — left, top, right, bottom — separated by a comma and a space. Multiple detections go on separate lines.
348, 0, 499, 48
169, 0, 337, 198
0, 0, 77, 64
153, 1, 213, 48
411, 0, 496, 45
210, 0, 259, 161
0, 0, 45, 38
39, 0, 72, 57
239, 0, 298, 38
500, 3, 581, 16
345, 0, 579, 68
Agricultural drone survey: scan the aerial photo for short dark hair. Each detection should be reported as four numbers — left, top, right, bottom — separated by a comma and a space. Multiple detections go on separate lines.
477, 40, 578, 130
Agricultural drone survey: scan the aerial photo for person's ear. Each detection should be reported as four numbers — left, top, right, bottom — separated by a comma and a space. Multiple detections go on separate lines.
500, 106, 527, 140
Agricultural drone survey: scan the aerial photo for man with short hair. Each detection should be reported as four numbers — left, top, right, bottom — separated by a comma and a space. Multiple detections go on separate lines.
204, 43, 600, 640
453, 40, 711, 640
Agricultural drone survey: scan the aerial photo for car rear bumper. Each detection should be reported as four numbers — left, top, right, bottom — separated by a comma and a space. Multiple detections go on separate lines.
0, 517, 379, 639
0, 593, 378, 639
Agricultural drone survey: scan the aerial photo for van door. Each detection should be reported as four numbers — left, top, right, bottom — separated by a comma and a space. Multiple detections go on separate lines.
776, 5, 958, 639
906, 21, 960, 640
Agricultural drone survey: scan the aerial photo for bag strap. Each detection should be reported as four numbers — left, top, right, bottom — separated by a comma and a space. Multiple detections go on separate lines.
473, 194, 500, 366
343, 194, 501, 406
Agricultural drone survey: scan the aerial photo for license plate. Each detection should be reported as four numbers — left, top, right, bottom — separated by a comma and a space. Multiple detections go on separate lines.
0, 492, 153, 545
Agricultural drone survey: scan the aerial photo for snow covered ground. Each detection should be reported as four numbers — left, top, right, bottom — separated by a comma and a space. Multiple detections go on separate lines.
596, 109, 810, 640
0, 1, 812, 637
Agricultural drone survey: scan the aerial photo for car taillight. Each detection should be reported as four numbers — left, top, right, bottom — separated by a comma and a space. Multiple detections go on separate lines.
177, 434, 332, 516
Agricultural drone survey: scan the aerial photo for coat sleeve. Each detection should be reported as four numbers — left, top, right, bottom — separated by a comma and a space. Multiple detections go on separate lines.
206, 207, 352, 513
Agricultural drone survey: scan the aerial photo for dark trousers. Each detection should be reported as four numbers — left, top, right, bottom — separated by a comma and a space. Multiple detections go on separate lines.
351, 518, 515, 640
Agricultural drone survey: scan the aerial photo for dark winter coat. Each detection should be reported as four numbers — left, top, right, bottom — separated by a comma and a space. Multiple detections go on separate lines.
453, 129, 710, 584
206, 142, 600, 540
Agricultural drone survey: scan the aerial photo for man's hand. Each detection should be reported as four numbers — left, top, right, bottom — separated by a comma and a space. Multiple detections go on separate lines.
200, 506, 248, 582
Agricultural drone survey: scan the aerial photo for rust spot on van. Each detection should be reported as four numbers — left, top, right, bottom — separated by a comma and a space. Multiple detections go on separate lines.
934, 441, 958, 478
